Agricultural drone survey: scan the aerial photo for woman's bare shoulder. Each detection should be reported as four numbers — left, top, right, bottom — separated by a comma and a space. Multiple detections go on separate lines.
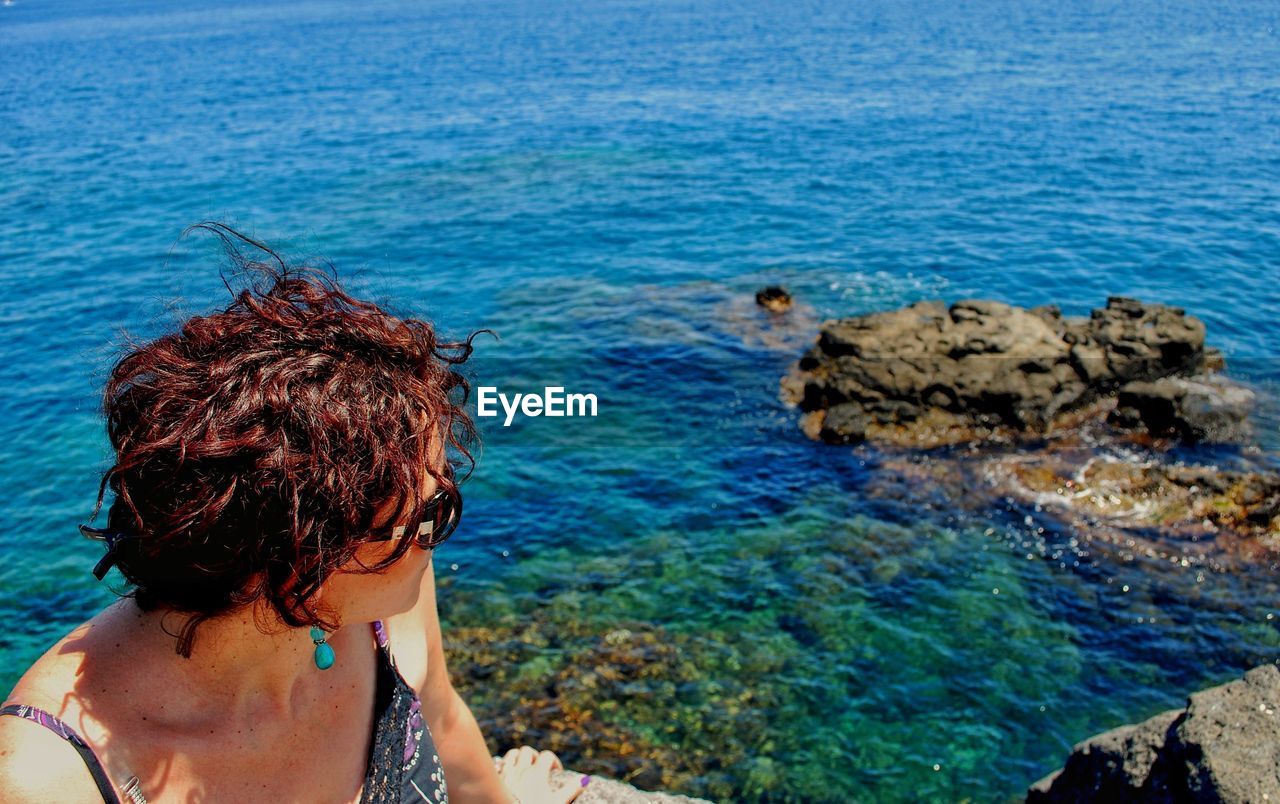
0, 616, 112, 803
3, 599, 137, 713
4, 617, 99, 713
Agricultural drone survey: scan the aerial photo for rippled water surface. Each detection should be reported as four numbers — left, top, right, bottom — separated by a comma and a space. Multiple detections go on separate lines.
3, 0, 1279, 800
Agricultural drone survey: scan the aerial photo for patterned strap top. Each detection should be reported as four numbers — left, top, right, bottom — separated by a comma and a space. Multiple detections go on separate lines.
366, 619, 449, 803
0, 620, 448, 803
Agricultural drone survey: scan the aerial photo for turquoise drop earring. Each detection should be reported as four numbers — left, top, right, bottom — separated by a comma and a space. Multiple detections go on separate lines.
310, 626, 335, 670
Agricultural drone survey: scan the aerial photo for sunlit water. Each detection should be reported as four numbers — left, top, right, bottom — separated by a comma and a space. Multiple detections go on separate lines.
3, 0, 1279, 800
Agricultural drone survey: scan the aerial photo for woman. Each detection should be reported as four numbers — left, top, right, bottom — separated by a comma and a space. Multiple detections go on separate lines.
0, 225, 586, 803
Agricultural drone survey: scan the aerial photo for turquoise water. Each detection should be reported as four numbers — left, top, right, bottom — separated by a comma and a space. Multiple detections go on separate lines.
3, 0, 1279, 800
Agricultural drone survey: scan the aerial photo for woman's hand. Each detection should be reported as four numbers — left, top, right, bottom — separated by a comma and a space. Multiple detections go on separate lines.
496, 746, 589, 804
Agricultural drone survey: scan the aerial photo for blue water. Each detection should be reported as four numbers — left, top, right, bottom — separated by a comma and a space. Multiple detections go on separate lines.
3, 0, 1280, 800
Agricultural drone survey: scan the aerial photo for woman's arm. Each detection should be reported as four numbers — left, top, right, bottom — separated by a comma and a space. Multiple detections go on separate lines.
389, 559, 511, 803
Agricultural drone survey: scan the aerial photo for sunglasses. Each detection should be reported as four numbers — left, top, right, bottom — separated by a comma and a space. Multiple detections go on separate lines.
366, 481, 462, 550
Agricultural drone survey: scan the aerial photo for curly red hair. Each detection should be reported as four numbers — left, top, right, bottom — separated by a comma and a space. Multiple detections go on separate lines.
88, 223, 481, 655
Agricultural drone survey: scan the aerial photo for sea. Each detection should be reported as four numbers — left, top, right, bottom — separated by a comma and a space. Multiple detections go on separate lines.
2, 0, 1279, 800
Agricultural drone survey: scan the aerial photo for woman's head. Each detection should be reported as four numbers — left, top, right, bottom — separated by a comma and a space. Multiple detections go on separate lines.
90, 223, 480, 654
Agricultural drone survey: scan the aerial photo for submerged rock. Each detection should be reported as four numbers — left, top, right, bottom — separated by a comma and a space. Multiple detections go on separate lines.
784, 297, 1243, 448
448, 619, 779, 801
868, 439, 1280, 568
1028, 665, 1280, 802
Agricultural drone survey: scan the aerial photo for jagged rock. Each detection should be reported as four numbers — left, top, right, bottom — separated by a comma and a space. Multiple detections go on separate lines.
1028, 665, 1280, 802
784, 297, 1238, 447
1109, 376, 1255, 443
818, 402, 870, 444
1027, 710, 1183, 800
1083, 297, 1206, 386
1204, 347, 1228, 373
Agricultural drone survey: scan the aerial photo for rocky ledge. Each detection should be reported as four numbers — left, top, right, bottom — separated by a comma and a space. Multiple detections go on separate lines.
1027, 665, 1280, 802
565, 773, 708, 803
783, 297, 1248, 448
492, 766, 710, 804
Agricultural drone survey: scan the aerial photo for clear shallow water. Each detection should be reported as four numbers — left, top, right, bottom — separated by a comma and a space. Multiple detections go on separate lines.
3, 0, 1280, 800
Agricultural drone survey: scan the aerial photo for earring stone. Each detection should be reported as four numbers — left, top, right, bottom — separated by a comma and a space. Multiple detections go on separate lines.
311, 626, 335, 670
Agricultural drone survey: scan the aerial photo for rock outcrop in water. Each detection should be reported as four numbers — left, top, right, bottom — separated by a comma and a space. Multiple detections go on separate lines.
783, 297, 1248, 447
786, 294, 1280, 560
754, 285, 794, 314
1027, 665, 1280, 802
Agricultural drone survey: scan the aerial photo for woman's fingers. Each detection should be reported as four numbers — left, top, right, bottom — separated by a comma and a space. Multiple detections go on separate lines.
517, 745, 539, 768
497, 746, 590, 804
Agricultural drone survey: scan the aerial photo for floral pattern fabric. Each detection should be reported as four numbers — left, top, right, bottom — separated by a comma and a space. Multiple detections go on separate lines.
369, 619, 448, 803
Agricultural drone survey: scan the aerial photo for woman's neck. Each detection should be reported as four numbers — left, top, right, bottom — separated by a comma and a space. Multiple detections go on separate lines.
102, 598, 356, 725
